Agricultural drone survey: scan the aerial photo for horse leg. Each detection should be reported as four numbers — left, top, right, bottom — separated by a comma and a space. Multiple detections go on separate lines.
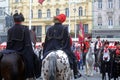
102, 73, 105, 80
85, 63, 88, 75
90, 65, 93, 76
0, 75, 2, 80
86, 62, 89, 76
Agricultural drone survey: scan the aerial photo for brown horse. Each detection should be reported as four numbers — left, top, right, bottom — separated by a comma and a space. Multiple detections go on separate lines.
0, 51, 25, 80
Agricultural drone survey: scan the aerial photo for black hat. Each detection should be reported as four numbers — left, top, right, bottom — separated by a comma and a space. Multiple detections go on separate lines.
13, 13, 25, 22
96, 36, 100, 39
115, 41, 120, 46
88, 36, 92, 39
104, 41, 109, 45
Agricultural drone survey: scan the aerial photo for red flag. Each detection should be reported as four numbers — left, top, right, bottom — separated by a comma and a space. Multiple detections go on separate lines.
38, 0, 44, 4
78, 22, 84, 43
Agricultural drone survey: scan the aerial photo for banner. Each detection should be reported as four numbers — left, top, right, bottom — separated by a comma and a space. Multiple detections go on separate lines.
38, 0, 44, 4
78, 22, 84, 43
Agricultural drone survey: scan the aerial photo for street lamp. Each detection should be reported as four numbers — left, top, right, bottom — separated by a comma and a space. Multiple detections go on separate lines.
73, 2, 77, 39
29, 0, 32, 30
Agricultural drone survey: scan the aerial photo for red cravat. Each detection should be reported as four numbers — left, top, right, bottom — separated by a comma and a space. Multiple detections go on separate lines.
104, 48, 108, 53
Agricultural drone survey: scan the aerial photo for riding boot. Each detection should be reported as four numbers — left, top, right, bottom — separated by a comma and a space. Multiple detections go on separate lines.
33, 53, 41, 78
73, 59, 82, 79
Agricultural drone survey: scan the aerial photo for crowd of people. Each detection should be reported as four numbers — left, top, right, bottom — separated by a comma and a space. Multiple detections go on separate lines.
71, 35, 120, 76
0, 12, 120, 79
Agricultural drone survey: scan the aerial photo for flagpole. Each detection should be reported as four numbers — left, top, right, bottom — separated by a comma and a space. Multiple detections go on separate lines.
68, 0, 71, 33
74, 0, 77, 40
29, 0, 32, 30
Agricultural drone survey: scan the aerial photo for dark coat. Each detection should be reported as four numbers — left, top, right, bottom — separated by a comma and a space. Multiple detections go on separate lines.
111, 49, 120, 78
6, 24, 40, 78
43, 23, 76, 67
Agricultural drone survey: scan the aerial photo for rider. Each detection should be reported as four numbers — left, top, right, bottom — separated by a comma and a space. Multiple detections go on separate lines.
94, 36, 102, 67
43, 13, 81, 79
82, 37, 90, 66
6, 13, 41, 78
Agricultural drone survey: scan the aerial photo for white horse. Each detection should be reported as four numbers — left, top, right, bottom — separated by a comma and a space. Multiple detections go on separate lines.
85, 42, 95, 76
42, 50, 74, 80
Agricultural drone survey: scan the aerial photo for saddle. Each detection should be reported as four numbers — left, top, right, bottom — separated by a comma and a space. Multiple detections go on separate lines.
0, 49, 16, 58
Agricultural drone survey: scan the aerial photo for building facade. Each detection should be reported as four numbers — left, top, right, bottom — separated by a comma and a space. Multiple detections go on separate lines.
10, 0, 92, 42
92, 0, 120, 41
0, 0, 9, 43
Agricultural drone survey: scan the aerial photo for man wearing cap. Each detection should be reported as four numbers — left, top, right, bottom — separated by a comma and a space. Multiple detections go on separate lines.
43, 14, 81, 79
82, 37, 91, 66
6, 13, 41, 78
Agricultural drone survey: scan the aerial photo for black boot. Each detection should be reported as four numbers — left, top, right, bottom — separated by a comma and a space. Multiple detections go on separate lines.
73, 60, 82, 79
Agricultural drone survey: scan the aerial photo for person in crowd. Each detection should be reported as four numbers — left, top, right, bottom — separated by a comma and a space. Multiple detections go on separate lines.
30, 27, 37, 50
43, 13, 81, 79
82, 37, 90, 66
6, 13, 41, 79
74, 47, 80, 70
94, 36, 102, 69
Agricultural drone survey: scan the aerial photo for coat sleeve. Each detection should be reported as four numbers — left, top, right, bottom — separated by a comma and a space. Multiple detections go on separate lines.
62, 27, 71, 49
23, 27, 34, 53
70, 37, 72, 47
6, 29, 12, 49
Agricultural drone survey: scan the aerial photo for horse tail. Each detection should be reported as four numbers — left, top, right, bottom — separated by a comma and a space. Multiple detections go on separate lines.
48, 53, 57, 80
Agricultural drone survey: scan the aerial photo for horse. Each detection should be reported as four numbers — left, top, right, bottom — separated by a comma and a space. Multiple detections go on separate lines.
85, 42, 95, 76
0, 50, 25, 80
42, 50, 74, 80
0, 49, 41, 80
99, 48, 112, 80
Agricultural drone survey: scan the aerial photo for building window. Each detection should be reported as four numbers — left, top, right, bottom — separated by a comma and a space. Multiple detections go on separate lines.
31, 10, 33, 18
38, 9, 42, 18
108, 17, 113, 26
78, 7, 83, 16
83, 24, 88, 33
84, 9, 86, 16
119, 0, 120, 8
98, 0, 102, 9
36, 26, 42, 36
15, 0, 19, 3
98, 16, 102, 26
108, 0, 113, 8
47, 0, 50, 2
36, 26, 42, 42
47, 9, 51, 18
65, 8, 69, 17
56, 8, 60, 16
119, 16, 120, 26
107, 35, 113, 38
0, 7, 5, 16
45, 25, 51, 33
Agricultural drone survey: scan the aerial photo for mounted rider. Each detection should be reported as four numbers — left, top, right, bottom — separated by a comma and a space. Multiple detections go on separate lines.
82, 36, 92, 66
43, 13, 81, 79
6, 13, 41, 78
94, 36, 102, 67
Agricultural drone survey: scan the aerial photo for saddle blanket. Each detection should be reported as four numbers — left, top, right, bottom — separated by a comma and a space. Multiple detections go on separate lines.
0, 49, 16, 54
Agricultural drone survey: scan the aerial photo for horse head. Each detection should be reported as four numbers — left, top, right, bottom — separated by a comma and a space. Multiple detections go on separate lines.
88, 42, 95, 54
